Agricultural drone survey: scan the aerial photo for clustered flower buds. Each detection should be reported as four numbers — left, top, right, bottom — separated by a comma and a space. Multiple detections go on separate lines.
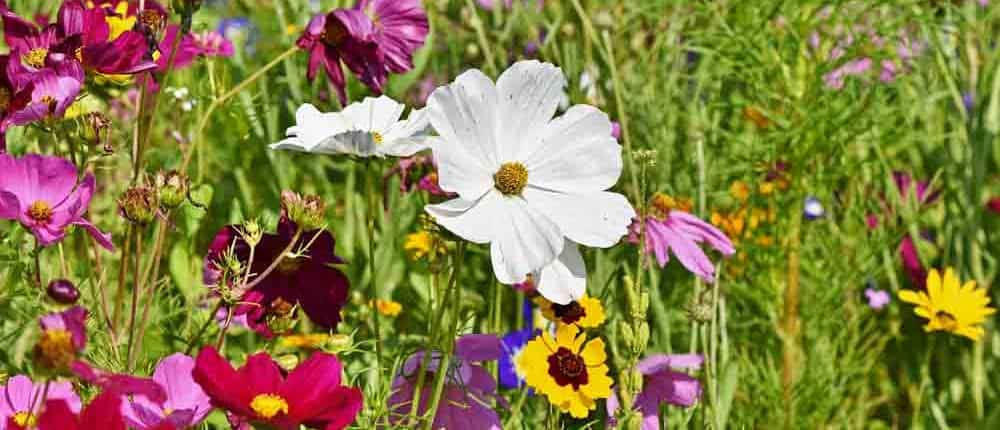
280, 191, 326, 231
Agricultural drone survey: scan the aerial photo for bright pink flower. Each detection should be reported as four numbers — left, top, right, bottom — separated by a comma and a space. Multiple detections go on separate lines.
0, 55, 35, 149
0, 375, 80, 429
120, 354, 213, 430
298, 9, 383, 105
355, 0, 429, 74
39, 306, 88, 352
6, 62, 83, 126
30, 392, 127, 430
386, 335, 504, 429
634, 211, 735, 283
0, 153, 113, 249
157, 25, 234, 71
607, 354, 703, 430
192, 347, 362, 430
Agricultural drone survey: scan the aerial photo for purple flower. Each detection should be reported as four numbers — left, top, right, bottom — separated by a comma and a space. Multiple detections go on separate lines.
499, 299, 538, 389
0, 55, 34, 148
892, 171, 939, 204
865, 287, 890, 310
633, 196, 735, 282
297, 9, 383, 105
607, 354, 703, 429
6, 62, 83, 126
824, 57, 872, 90
0, 153, 114, 249
355, 0, 430, 74
963, 91, 975, 114
158, 25, 234, 71
203, 217, 351, 337
387, 335, 504, 429
121, 353, 213, 430
0, 375, 81, 429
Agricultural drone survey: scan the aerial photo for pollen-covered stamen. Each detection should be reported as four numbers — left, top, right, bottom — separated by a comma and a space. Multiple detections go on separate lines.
372, 131, 384, 144
12, 411, 37, 427
33, 329, 76, 371
552, 301, 586, 325
934, 310, 959, 331
649, 192, 692, 219
250, 393, 289, 419
28, 201, 54, 223
494, 162, 528, 196
22, 48, 48, 68
547, 347, 589, 389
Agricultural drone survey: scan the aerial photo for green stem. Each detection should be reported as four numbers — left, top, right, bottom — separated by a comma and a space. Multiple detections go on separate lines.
366, 161, 384, 383
126, 230, 144, 371
422, 243, 466, 430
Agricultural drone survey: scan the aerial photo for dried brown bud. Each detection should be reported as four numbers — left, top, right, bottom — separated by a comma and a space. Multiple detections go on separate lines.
118, 186, 159, 225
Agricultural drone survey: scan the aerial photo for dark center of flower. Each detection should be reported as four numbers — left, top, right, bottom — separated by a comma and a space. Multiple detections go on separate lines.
28, 201, 54, 223
22, 48, 48, 69
934, 310, 959, 331
494, 162, 528, 196
547, 347, 589, 389
270, 297, 296, 318
140, 10, 163, 30
552, 301, 586, 325
321, 18, 348, 46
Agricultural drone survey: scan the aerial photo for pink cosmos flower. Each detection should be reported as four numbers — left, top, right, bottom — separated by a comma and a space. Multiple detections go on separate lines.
607, 354, 703, 430
0, 55, 34, 149
120, 354, 213, 430
5, 62, 83, 126
297, 9, 383, 105
192, 347, 363, 430
355, 0, 429, 74
28, 391, 128, 430
157, 25, 234, 71
0, 153, 113, 249
386, 334, 504, 429
632, 195, 735, 282
0, 375, 81, 429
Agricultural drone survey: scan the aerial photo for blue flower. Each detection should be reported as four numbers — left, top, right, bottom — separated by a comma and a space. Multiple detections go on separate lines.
499, 299, 539, 390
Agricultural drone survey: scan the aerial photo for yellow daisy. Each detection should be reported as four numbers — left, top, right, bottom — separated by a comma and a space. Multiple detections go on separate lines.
372, 299, 403, 317
517, 324, 612, 418
403, 230, 444, 261
534, 295, 606, 328
898, 268, 996, 341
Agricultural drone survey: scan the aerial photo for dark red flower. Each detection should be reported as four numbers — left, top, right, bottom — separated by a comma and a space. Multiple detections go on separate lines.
29, 392, 127, 430
204, 217, 350, 337
988, 197, 1000, 215
192, 347, 362, 430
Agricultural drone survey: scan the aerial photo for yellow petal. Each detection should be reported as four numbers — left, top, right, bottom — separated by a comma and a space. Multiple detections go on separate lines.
580, 338, 607, 366
926, 269, 942, 302
898, 290, 929, 306
555, 324, 579, 349
578, 296, 606, 328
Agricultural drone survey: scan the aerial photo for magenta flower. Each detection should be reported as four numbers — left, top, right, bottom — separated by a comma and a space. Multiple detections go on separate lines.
6, 63, 83, 126
988, 197, 1000, 214
355, 0, 429, 74
0, 6, 64, 89
0, 55, 34, 148
32, 391, 128, 430
607, 354, 703, 430
891, 171, 939, 204
192, 347, 363, 430
0, 375, 81, 429
158, 25, 234, 71
633, 197, 735, 282
0, 153, 113, 249
297, 9, 383, 105
120, 353, 213, 430
204, 217, 351, 337
387, 334, 504, 429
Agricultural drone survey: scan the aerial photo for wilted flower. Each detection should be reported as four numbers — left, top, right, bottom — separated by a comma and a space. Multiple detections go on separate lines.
606, 354, 703, 429
0, 375, 80, 428
154, 170, 188, 210
192, 347, 362, 430
279, 191, 326, 231
425, 60, 635, 304
120, 353, 212, 430
0, 153, 114, 249
387, 335, 504, 429
898, 268, 996, 341
272, 96, 430, 158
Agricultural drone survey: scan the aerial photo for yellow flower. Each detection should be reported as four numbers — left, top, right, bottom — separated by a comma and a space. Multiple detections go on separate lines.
898, 268, 996, 341
729, 181, 750, 203
279, 333, 330, 349
535, 295, 605, 328
105, 1, 136, 40
404, 230, 444, 261
372, 299, 403, 317
517, 324, 612, 418
649, 192, 692, 218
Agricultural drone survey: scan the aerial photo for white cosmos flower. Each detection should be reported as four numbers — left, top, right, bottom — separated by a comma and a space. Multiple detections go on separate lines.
271, 95, 430, 158
424, 60, 635, 304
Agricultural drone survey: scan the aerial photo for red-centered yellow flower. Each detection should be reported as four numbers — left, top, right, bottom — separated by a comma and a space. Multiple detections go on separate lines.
899, 268, 996, 341
517, 324, 612, 418
535, 295, 606, 328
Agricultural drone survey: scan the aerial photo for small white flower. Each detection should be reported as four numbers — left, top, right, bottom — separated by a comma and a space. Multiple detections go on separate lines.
271, 95, 430, 158
424, 60, 635, 304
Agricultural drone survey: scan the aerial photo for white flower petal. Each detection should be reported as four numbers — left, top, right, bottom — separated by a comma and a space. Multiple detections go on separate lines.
523, 187, 635, 248
322, 130, 377, 157
270, 104, 349, 152
380, 107, 432, 157
427, 68, 500, 171
524, 105, 622, 192
341, 95, 405, 132
536, 242, 586, 305
489, 196, 563, 285
424, 192, 502, 244
428, 135, 493, 200
495, 61, 566, 162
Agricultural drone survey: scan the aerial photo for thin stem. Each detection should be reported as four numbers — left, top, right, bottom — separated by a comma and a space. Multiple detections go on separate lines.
242, 229, 302, 291
366, 161, 384, 382
132, 216, 171, 366
92, 238, 117, 343
137, 12, 187, 161
422, 243, 466, 430
113, 226, 134, 334
126, 230, 144, 371
185, 301, 223, 355
216, 306, 235, 351
33, 240, 43, 289
181, 46, 299, 173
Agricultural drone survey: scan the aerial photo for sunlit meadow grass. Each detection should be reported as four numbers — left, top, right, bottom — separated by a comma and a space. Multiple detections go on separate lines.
1, 0, 999, 428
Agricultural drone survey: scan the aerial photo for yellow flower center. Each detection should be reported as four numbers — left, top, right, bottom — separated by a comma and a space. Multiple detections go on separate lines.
250, 394, 289, 419
934, 310, 958, 331
23, 48, 48, 68
34, 329, 76, 371
371, 131, 384, 144
13, 411, 37, 427
28, 201, 54, 223
494, 162, 528, 196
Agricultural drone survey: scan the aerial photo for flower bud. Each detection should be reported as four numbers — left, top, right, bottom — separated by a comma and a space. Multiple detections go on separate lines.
634, 321, 650, 354
327, 334, 353, 353
686, 297, 713, 324
266, 298, 298, 335
154, 170, 189, 209
118, 186, 159, 225
47, 279, 80, 304
618, 321, 635, 350
280, 191, 326, 231
239, 219, 264, 248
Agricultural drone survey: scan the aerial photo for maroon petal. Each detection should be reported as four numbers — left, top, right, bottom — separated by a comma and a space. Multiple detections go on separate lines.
81, 31, 157, 75
294, 263, 349, 329
192, 347, 257, 417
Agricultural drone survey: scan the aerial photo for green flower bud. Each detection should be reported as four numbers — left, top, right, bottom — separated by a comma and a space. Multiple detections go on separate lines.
635, 321, 650, 354
326, 334, 353, 353
154, 170, 189, 209
618, 321, 635, 350
280, 191, 326, 231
